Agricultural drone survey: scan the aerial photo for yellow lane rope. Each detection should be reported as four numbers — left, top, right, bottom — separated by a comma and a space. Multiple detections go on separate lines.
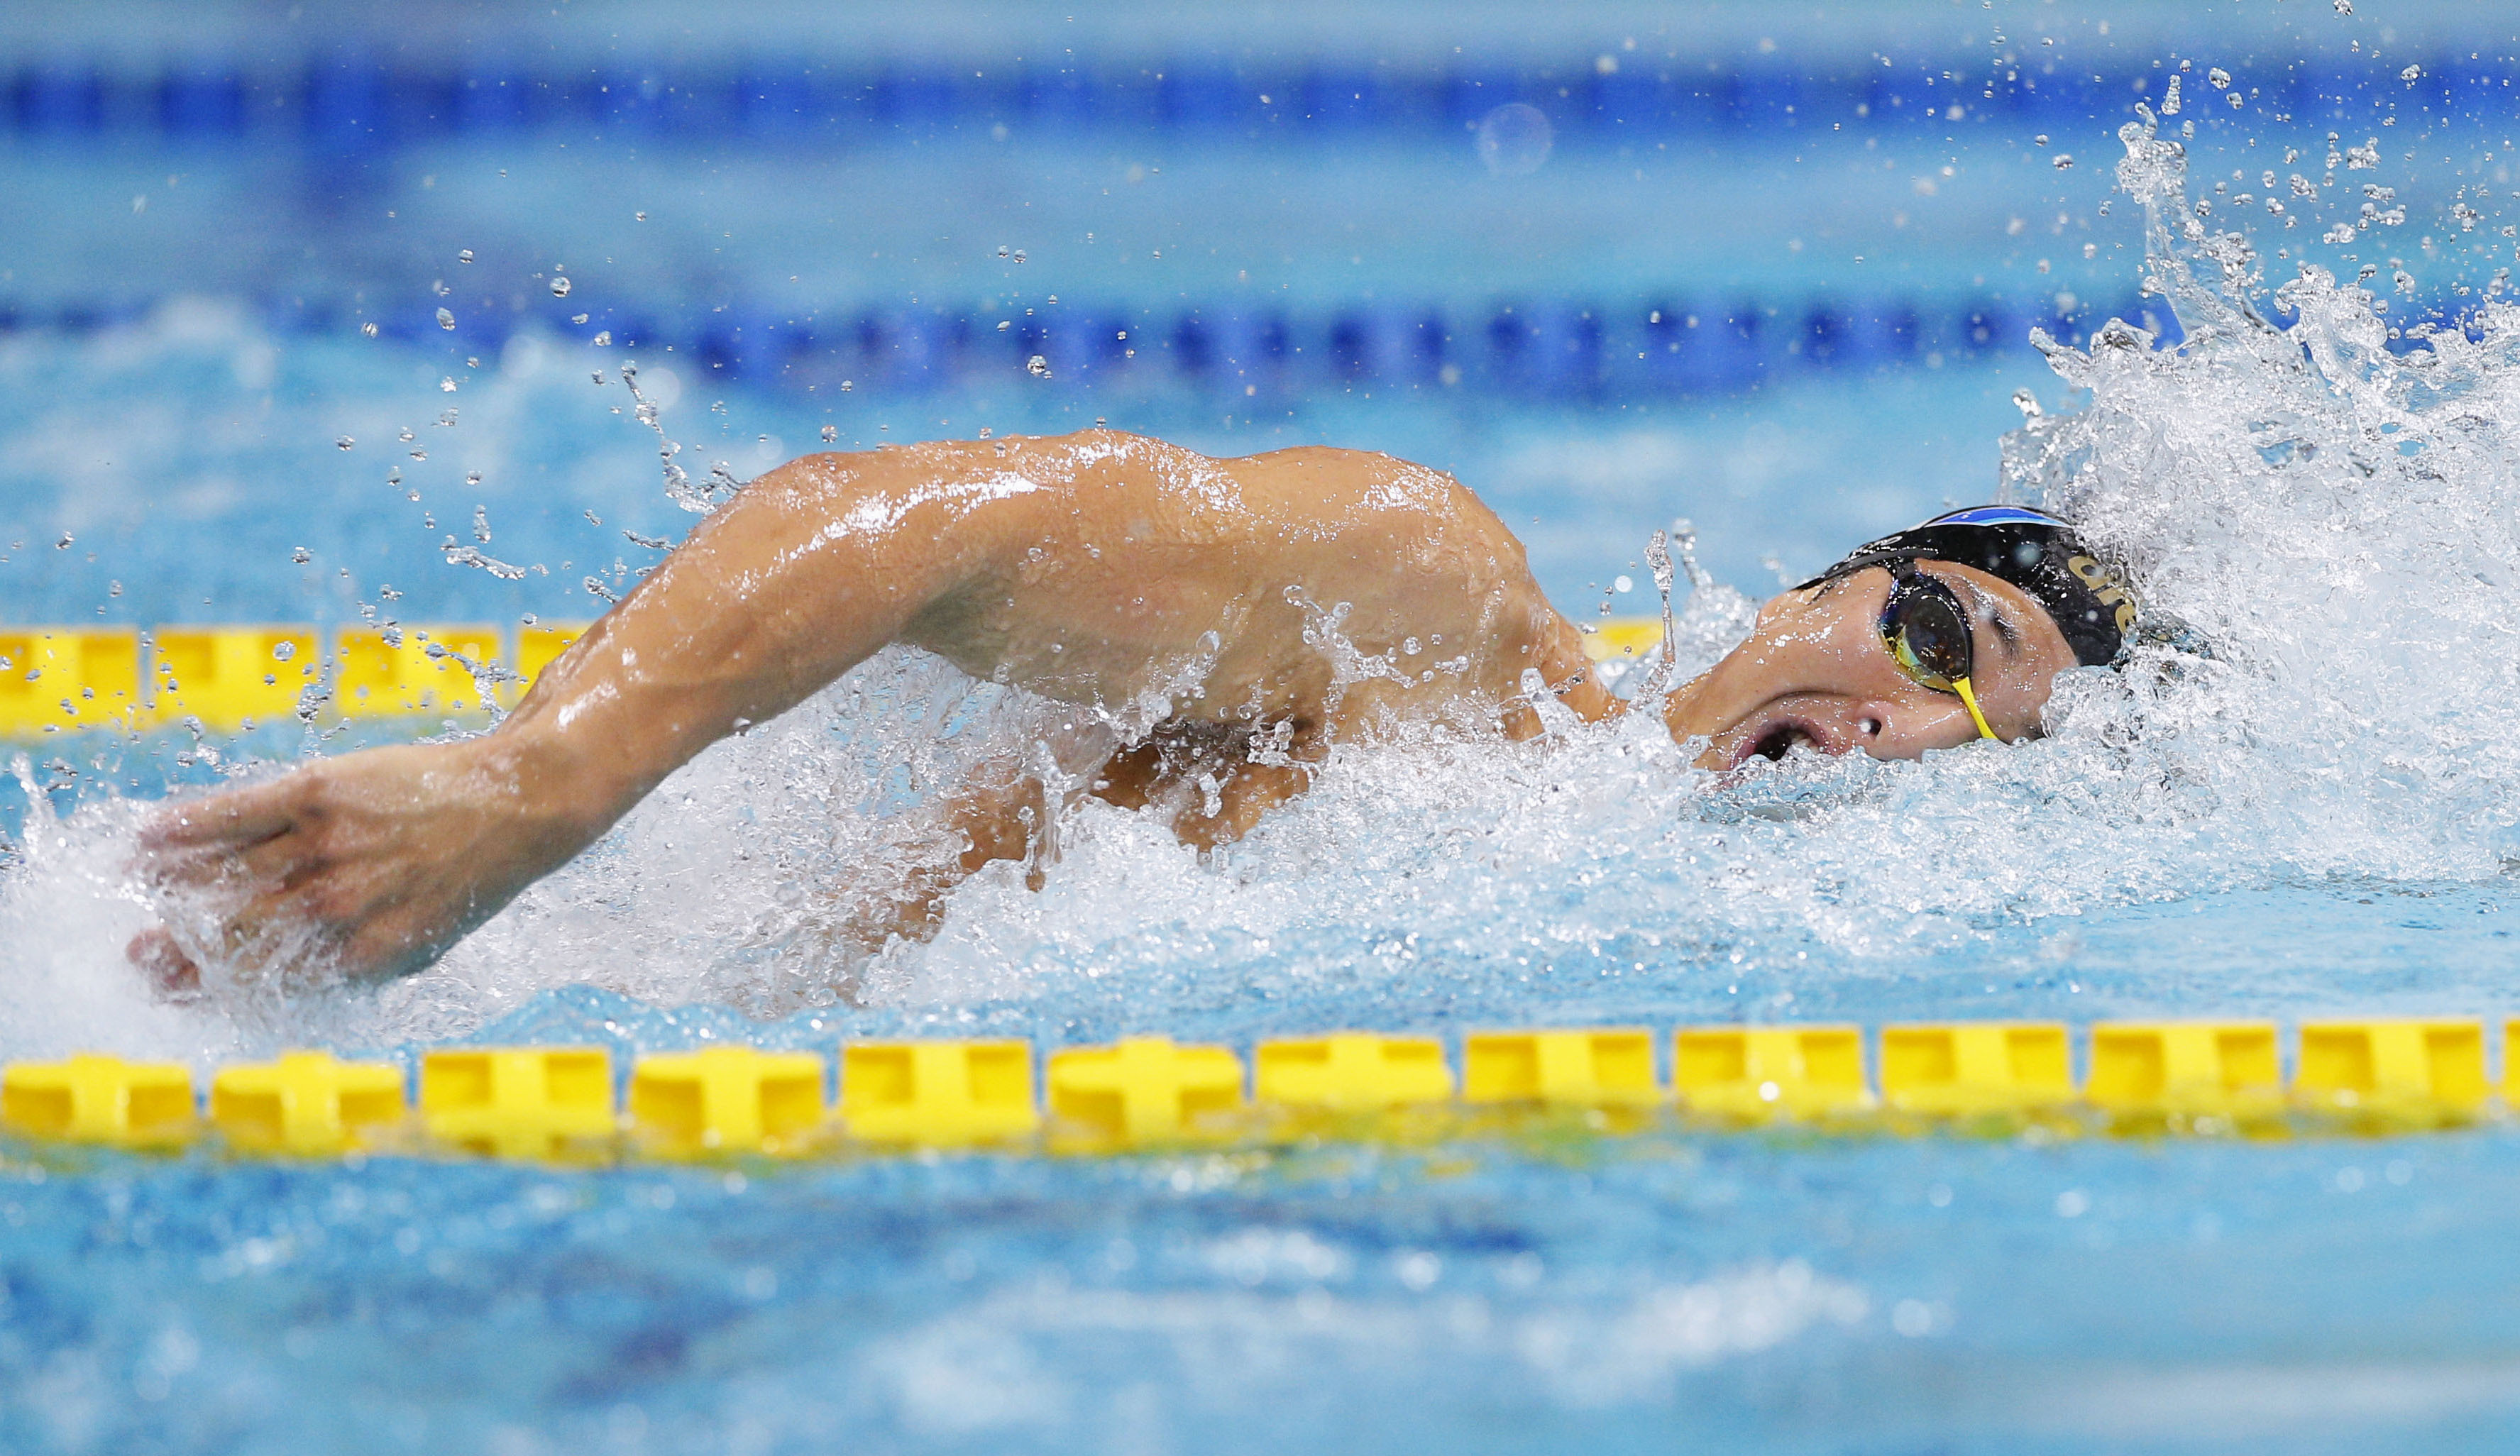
0, 618, 1673, 737
0, 1019, 2500, 1161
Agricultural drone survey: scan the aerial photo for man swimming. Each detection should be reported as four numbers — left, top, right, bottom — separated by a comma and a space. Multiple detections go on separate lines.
132, 429, 2134, 991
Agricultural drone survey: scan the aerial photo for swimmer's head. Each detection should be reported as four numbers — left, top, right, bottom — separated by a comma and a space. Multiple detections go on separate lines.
1663, 505, 2136, 768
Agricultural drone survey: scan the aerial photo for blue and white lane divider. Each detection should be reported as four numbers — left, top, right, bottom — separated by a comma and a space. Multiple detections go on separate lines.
3, 53, 2510, 148
0, 290, 2182, 399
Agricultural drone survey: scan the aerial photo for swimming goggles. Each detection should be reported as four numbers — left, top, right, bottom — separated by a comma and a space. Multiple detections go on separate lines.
1879, 562, 1997, 741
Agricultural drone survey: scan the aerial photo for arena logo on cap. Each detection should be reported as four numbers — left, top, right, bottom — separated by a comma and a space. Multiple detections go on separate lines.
2069, 554, 2139, 634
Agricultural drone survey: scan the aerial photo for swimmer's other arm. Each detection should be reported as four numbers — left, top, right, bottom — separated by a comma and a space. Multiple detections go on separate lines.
133, 429, 1597, 988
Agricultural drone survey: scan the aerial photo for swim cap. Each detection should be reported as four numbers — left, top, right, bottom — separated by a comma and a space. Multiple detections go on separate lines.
1795, 504, 2136, 667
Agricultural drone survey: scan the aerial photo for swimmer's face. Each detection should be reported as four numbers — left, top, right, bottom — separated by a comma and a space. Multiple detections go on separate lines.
1662, 561, 2081, 770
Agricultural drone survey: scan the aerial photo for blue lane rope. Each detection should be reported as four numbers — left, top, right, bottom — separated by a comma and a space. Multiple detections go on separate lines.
4, 53, 2509, 147
0, 289, 2191, 399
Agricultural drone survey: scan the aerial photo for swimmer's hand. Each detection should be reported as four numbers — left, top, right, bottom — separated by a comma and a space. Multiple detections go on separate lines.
129, 735, 602, 993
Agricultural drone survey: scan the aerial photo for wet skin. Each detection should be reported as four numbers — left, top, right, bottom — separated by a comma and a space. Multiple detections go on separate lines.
131, 430, 2079, 991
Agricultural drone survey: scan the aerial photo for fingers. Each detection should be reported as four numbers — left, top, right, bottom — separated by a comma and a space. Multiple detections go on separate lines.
138, 778, 304, 854
126, 928, 202, 998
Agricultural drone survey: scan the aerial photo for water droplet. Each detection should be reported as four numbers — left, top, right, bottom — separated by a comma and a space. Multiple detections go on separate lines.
1476, 103, 1555, 176
397, 427, 414, 442
290, 546, 311, 563
336, 436, 355, 450
820, 425, 837, 443
1614, 574, 1634, 593
439, 377, 458, 392
592, 331, 612, 346
465, 470, 483, 487
273, 640, 297, 661
2333, 0, 2351, 13
1012, 248, 1027, 263
634, 211, 648, 221
2052, 153, 2075, 170
1027, 355, 1052, 377
2400, 64, 2422, 83
361, 321, 378, 338
571, 313, 589, 325
996, 244, 1010, 259
436, 307, 456, 330
54, 533, 71, 549
997, 319, 1011, 331
550, 276, 573, 298
409, 448, 428, 461
840, 380, 854, 392
457, 248, 474, 264
106, 580, 121, 597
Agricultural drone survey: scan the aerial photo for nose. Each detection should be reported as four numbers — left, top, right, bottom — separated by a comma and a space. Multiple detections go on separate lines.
1820, 697, 1927, 756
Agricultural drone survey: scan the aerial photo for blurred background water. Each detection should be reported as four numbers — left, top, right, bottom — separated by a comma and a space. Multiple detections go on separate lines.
4, 2, 2520, 1452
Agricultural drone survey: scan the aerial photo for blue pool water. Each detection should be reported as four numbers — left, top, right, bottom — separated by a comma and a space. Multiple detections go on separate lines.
6, 1, 2520, 1450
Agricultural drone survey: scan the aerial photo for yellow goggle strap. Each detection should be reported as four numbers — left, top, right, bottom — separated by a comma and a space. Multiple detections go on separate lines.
1952, 677, 1998, 741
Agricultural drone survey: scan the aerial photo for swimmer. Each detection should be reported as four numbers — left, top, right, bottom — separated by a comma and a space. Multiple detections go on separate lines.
131, 429, 2135, 991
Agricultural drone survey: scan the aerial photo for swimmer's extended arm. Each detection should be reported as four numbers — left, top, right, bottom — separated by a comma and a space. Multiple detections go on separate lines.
135, 429, 1600, 988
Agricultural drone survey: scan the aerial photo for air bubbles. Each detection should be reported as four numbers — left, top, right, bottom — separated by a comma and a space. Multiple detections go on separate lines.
2208, 67, 2232, 89
54, 533, 71, 550
436, 308, 456, 331
2052, 154, 2075, 170
335, 436, 355, 451
290, 546, 311, 563
361, 321, 378, 338
634, 211, 648, 221
571, 313, 589, 325
457, 248, 474, 264
1475, 102, 1555, 176
592, 370, 607, 385
1026, 355, 1053, 377
840, 380, 854, 392
2400, 64, 2422, 83
440, 377, 458, 393
397, 426, 415, 441
821, 425, 837, 443
550, 275, 573, 298
592, 331, 612, 346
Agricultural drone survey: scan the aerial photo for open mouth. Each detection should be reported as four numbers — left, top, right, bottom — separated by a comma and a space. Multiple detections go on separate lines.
1749, 723, 1814, 762
1727, 712, 1832, 769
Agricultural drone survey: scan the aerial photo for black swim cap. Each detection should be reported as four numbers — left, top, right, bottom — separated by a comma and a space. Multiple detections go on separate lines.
1795, 504, 2136, 668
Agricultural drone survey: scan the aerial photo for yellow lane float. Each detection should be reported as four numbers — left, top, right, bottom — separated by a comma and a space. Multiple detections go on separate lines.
1, 1016, 2513, 1162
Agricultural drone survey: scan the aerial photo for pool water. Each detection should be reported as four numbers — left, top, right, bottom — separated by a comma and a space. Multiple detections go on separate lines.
6, 2, 2520, 1450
